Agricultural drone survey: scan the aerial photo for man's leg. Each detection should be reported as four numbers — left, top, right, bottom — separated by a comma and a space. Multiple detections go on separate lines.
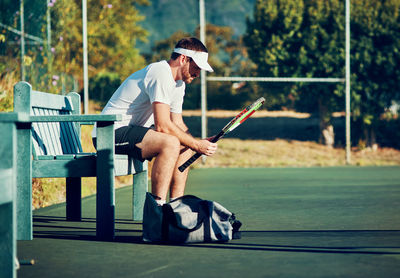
136, 130, 181, 201
169, 147, 194, 199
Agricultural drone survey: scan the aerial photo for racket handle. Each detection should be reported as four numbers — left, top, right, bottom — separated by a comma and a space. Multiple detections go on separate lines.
178, 132, 224, 172
178, 152, 202, 172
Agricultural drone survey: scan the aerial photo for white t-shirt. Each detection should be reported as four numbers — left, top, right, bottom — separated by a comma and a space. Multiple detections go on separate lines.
92, 60, 185, 137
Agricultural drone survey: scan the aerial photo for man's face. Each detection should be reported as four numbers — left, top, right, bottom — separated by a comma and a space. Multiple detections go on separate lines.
182, 57, 201, 84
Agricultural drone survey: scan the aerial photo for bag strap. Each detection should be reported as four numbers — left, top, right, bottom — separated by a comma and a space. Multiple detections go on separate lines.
230, 213, 242, 239
161, 202, 209, 241
161, 204, 171, 242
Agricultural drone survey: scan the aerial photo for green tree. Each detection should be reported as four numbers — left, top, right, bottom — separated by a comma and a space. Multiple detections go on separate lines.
196, 24, 258, 109
245, 0, 400, 147
0, 0, 48, 75
0, 0, 149, 94
50, 0, 149, 83
350, 0, 400, 146
244, 0, 344, 146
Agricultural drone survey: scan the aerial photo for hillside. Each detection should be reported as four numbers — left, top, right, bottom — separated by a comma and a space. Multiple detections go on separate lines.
136, 0, 256, 52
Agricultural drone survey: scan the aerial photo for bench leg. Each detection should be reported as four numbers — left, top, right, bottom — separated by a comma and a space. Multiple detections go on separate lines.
96, 151, 115, 240
16, 123, 32, 241
132, 170, 148, 221
0, 202, 15, 278
66, 177, 81, 221
0, 121, 17, 278
96, 122, 115, 241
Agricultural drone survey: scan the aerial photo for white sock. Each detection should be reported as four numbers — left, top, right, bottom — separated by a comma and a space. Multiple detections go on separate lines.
170, 197, 178, 202
155, 199, 166, 206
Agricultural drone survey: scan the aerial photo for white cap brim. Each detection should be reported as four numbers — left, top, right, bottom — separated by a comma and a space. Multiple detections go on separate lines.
173, 48, 213, 72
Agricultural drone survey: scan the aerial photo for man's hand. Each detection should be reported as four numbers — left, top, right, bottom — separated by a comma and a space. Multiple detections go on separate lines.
197, 139, 217, 156
153, 103, 218, 156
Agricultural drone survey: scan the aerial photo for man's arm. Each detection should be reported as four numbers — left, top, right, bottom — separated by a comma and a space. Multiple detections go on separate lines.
153, 102, 216, 155
170, 111, 189, 134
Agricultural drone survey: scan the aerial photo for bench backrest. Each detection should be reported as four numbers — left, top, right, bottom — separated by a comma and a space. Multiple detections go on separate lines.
14, 82, 83, 157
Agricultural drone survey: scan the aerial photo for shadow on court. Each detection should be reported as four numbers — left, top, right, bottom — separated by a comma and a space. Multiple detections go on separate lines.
31, 217, 400, 255
18, 167, 400, 278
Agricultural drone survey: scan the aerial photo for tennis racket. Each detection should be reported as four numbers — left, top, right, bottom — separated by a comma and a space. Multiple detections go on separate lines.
178, 97, 266, 172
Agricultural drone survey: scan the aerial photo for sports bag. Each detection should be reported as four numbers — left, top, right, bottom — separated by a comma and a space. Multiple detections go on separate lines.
142, 192, 241, 244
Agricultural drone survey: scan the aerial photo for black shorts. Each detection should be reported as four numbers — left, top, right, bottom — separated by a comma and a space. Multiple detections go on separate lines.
92, 125, 151, 162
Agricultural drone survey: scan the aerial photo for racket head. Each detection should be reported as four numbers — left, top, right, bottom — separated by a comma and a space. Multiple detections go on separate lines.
222, 97, 265, 134
178, 97, 265, 172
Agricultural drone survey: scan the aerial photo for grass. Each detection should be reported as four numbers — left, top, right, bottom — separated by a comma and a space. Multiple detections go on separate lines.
192, 138, 400, 169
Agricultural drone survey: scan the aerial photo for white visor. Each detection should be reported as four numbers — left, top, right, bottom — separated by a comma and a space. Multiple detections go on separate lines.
173, 48, 213, 72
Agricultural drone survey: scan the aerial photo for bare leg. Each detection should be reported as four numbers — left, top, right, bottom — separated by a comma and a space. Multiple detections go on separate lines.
136, 130, 180, 200
169, 147, 194, 199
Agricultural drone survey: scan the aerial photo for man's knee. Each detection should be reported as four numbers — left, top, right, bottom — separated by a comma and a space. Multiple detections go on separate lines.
161, 135, 180, 155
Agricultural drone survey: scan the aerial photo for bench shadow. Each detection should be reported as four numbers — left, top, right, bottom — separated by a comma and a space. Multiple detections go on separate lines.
33, 215, 143, 243
32, 216, 400, 255
170, 230, 400, 255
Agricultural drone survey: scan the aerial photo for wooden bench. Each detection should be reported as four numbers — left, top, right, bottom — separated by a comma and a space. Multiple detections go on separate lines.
14, 81, 148, 241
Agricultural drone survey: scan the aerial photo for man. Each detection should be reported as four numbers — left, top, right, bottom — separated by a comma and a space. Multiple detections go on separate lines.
92, 37, 217, 205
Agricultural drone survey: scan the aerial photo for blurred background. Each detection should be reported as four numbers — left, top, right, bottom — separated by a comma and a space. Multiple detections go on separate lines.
1, 0, 399, 207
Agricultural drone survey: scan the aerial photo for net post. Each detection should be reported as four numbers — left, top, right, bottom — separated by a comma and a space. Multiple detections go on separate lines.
345, 0, 351, 165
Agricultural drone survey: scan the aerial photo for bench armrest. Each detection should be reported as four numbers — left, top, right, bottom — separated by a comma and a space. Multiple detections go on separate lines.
0, 112, 31, 123
29, 114, 122, 123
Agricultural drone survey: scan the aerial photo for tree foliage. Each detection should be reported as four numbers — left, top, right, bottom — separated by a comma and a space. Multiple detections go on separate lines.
244, 0, 400, 146
50, 0, 149, 82
0, 0, 149, 93
2, 0, 399, 148
350, 0, 400, 144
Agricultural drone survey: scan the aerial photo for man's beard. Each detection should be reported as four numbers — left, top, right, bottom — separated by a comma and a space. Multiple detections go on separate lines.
182, 65, 195, 84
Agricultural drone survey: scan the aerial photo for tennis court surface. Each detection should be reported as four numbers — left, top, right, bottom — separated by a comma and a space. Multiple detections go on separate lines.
18, 166, 400, 277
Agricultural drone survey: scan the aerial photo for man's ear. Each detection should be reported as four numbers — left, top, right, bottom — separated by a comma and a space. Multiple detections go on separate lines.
179, 54, 188, 66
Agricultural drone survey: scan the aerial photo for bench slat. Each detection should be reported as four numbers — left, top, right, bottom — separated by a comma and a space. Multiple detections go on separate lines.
32, 108, 57, 155
29, 114, 123, 122
60, 122, 79, 154
45, 109, 62, 154
59, 121, 72, 154
32, 157, 97, 178
60, 110, 82, 154
36, 153, 95, 160
31, 90, 74, 111
31, 123, 45, 156
39, 108, 60, 155
32, 108, 50, 155
31, 108, 83, 156
49, 109, 65, 154
36, 155, 56, 160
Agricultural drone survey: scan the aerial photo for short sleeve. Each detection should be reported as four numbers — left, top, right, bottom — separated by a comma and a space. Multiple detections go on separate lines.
146, 73, 174, 105
170, 81, 185, 113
